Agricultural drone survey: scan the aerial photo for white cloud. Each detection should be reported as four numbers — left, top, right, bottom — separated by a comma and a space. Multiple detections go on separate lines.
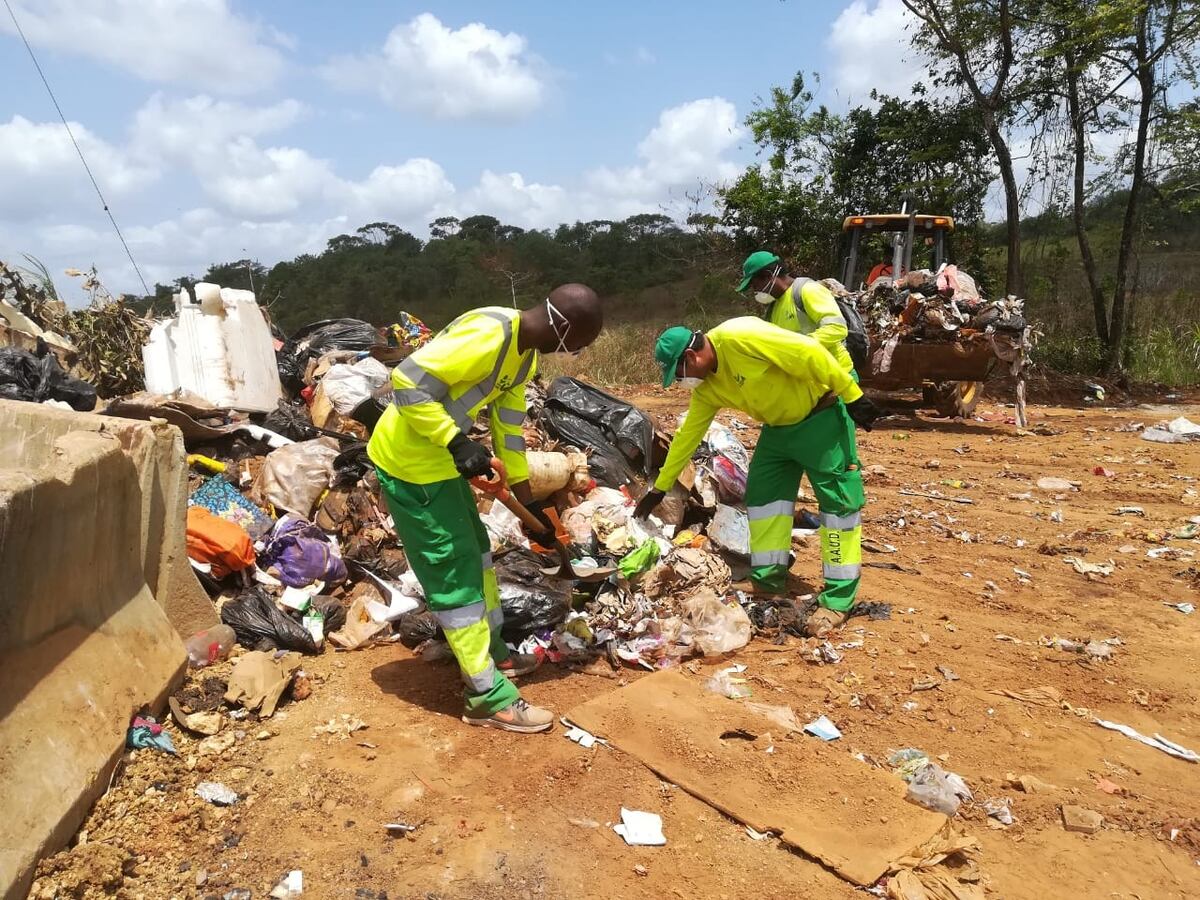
321, 13, 546, 121
587, 97, 744, 201
0, 0, 288, 94
131, 94, 306, 163
0, 115, 158, 218
827, 0, 925, 103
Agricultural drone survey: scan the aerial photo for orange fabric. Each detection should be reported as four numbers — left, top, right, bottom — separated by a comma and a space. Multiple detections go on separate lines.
186, 506, 256, 577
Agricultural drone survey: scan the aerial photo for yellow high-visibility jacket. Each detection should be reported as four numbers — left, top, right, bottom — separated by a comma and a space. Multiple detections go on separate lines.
367, 307, 535, 485
767, 277, 854, 373
654, 316, 862, 491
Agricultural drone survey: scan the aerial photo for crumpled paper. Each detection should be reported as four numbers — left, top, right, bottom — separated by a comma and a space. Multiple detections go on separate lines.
224, 650, 302, 717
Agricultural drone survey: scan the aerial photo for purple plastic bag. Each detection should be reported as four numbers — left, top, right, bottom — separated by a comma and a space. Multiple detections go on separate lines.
259, 515, 348, 587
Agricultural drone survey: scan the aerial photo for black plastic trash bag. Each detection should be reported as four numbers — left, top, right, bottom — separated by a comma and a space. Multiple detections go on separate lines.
331, 442, 371, 487
261, 399, 318, 441
496, 551, 572, 642
220, 586, 320, 654
0, 343, 97, 410
277, 318, 382, 393
394, 609, 439, 649
539, 377, 653, 487
391, 551, 571, 648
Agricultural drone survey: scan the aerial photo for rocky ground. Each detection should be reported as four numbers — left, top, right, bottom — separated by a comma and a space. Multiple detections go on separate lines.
29, 391, 1200, 900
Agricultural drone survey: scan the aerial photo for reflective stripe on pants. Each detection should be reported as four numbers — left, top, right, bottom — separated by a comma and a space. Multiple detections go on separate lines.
742, 404, 865, 609
375, 469, 518, 715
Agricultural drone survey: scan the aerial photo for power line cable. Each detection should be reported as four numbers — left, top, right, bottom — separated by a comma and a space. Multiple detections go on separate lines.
3, 0, 152, 296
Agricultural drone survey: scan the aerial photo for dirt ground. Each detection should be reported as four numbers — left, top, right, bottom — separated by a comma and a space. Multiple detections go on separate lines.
31, 391, 1200, 900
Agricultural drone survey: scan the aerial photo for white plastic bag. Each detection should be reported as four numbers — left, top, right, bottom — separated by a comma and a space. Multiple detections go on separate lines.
321, 357, 390, 415
684, 590, 751, 655
257, 437, 339, 516
709, 504, 751, 558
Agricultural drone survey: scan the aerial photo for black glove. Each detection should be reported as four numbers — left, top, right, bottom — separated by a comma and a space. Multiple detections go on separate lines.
633, 488, 665, 521
846, 396, 882, 432
524, 503, 556, 544
448, 433, 494, 478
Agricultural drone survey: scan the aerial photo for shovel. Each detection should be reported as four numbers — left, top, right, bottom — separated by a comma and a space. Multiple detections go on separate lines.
471, 458, 613, 582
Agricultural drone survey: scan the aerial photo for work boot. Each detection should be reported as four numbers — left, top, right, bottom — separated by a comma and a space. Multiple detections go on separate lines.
462, 698, 554, 733
497, 652, 541, 679
805, 606, 848, 638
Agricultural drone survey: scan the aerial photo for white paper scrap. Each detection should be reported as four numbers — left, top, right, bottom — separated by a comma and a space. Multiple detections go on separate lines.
613, 808, 666, 846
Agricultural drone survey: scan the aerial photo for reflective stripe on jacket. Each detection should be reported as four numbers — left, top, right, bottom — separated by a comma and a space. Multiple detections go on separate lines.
367, 307, 535, 485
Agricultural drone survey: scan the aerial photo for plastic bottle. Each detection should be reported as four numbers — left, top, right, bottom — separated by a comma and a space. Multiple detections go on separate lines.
185, 624, 237, 668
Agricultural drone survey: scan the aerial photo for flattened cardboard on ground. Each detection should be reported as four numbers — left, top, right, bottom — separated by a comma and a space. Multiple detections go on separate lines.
566, 670, 946, 886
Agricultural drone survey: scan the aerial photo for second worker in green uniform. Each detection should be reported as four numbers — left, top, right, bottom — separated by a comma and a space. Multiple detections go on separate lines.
634, 317, 880, 637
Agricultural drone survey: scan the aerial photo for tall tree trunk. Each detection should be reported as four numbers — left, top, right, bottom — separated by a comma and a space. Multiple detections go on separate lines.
1107, 14, 1155, 374
982, 106, 1025, 297
1064, 48, 1111, 349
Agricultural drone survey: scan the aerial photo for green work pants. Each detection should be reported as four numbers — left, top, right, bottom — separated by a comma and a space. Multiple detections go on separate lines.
743, 403, 865, 611
376, 469, 519, 716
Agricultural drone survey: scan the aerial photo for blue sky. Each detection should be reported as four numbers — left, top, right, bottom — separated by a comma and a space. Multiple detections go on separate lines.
0, 0, 919, 297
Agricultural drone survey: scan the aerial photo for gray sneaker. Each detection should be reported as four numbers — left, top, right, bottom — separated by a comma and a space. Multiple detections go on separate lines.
497, 652, 541, 679
462, 698, 554, 733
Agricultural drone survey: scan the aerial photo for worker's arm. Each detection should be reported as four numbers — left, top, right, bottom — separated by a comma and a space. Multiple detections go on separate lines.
490, 379, 530, 487
388, 319, 495, 447
794, 278, 848, 356
653, 394, 721, 492
753, 327, 863, 404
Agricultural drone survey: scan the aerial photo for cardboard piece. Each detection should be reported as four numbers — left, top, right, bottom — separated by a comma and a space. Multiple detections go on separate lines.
566, 670, 946, 886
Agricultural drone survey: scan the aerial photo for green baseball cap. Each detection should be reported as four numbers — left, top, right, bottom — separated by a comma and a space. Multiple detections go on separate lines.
736, 250, 781, 291
655, 326, 694, 388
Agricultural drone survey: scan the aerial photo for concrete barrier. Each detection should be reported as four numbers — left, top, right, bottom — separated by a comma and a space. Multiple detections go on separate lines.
0, 400, 215, 899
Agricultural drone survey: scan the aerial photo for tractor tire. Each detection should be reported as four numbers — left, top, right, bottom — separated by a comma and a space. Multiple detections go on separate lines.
926, 381, 983, 418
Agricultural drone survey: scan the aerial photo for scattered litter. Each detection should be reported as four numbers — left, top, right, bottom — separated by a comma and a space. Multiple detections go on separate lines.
802, 715, 842, 741
1062, 556, 1115, 577
313, 715, 368, 739
1094, 719, 1200, 762
1148, 547, 1195, 561
195, 782, 238, 806
905, 763, 973, 816
1164, 602, 1195, 614
612, 808, 666, 846
983, 798, 1014, 826
384, 822, 420, 836
1036, 477, 1078, 492
897, 489, 973, 505
745, 826, 774, 841
125, 716, 176, 755
1095, 777, 1124, 795
1092, 466, 1115, 477
1142, 417, 1200, 443
1114, 506, 1145, 516
269, 870, 303, 899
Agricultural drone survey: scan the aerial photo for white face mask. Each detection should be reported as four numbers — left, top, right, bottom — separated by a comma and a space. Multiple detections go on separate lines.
676, 354, 702, 390
752, 266, 781, 305
544, 297, 580, 358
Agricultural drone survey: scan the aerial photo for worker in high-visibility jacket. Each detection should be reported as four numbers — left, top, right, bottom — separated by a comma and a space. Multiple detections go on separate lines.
737, 250, 856, 377
633, 318, 881, 636
368, 284, 603, 733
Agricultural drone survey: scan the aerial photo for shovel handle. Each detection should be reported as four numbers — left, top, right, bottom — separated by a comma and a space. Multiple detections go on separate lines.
470, 457, 509, 500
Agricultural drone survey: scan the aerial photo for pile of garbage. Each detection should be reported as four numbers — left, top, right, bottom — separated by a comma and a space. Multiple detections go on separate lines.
2, 264, 830, 677
822, 264, 1032, 370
